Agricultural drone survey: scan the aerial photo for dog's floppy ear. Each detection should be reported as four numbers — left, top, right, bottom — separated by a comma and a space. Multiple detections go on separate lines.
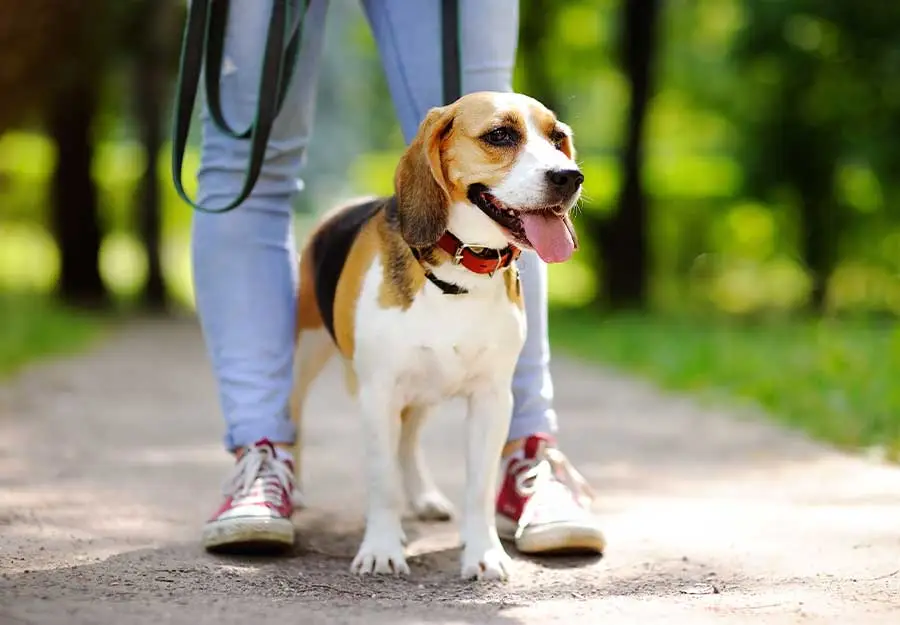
394, 105, 455, 247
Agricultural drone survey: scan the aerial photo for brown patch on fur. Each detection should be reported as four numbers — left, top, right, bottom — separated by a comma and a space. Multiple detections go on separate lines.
330, 213, 380, 358
329, 205, 437, 357
450, 109, 526, 174
556, 128, 576, 161
530, 102, 576, 160
342, 359, 359, 398
377, 210, 428, 309
503, 265, 523, 309
295, 197, 380, 342
441, 95, 527, 199
531, 104, 559, 138
296, 250, 323, 333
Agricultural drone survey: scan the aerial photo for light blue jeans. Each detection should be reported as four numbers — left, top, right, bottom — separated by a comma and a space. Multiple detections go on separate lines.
193, 0, 558, 451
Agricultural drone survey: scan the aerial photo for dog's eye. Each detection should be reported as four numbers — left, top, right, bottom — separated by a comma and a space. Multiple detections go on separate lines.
549, 130, 567, 151
482, 127, 518, 147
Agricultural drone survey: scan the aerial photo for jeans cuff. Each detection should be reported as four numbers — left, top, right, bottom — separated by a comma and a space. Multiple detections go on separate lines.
507, 408, 558, 442
224, 415, 296, 451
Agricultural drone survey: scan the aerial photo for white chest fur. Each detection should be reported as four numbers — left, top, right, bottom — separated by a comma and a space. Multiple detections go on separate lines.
352, 259, 526, 408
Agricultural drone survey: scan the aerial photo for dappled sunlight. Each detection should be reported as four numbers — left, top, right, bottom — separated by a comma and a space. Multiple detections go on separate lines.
0, 131, 54, 179
99, 232, 148, 298
1, 485, 197, 573
828, 262, 900, 315
0, 222, 58, 291
0, 224, 196, 308
109, 443, 229, 468
836, 162, 884, 214
688, 254, 812, 314
548, 260, 596, 307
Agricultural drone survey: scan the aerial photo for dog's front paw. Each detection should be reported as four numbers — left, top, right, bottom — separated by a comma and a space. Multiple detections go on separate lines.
351, 524, 409, 576
412, 490, 455, 522
460, 540, 511, 581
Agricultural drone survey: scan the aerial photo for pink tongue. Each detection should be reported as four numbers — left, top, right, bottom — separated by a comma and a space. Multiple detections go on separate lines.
520, 212, 575, 263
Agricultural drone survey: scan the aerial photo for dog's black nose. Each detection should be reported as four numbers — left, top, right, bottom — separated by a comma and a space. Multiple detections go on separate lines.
546, 168, 584, 196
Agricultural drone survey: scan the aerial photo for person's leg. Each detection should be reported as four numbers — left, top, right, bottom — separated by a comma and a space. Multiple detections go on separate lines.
362, 0, 604, 556
193, 0, 330, 551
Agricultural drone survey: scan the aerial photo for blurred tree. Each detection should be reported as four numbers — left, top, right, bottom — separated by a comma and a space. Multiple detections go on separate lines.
0, 2, 100, 131
38, 1, 112, 308
0, 0, 182, 309
732, 0, 900, 312
48, 76, 107, 308
122, 0, 184, 311
595, 0, 662, 309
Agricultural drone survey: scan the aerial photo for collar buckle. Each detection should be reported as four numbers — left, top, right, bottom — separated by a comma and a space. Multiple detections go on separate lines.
451, 245, 468, 266
488, 247, 505, 278
452, 243, 507, 277
451, 243, 486, 264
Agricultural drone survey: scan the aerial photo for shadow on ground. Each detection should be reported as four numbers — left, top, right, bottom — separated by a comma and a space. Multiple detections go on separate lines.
1, 517, 733, 624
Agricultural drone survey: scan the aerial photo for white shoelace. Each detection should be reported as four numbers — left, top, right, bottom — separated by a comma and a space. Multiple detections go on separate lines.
222, 445, 293, 502
512, 447, 597, 510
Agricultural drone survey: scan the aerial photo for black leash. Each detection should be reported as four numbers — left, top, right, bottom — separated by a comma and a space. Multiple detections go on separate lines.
441, 0, 461, 105
410, 247, 469, 295
170, 0, 460, 213
413, 0, 463, 294
170, 0, 309, 213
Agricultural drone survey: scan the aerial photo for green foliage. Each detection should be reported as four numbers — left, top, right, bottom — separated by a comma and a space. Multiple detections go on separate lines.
3, 0, 900, 376
0, 131, 199, 306
724, 0, 900, 307
0, 293, 102, 378
551, 309, 900, 459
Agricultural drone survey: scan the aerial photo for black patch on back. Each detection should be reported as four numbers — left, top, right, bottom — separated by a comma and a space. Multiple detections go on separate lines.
312, 198, 384, 342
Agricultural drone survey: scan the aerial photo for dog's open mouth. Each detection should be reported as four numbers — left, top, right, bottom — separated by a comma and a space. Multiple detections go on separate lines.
468, 185, 578, 263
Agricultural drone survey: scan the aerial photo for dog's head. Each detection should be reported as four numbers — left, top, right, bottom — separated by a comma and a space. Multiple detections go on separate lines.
393, 92, 582, 263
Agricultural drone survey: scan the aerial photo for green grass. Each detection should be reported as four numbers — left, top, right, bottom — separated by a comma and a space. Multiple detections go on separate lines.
550, 309, 900, 459
0, 293, 104, 378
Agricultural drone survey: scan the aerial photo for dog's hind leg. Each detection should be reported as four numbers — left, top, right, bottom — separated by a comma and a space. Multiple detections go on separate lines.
399, 405, 455, 521
289, 327, 336, 507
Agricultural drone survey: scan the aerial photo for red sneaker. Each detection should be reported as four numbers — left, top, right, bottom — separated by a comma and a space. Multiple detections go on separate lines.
495, 434, 605, 555
202, 439, 295, 552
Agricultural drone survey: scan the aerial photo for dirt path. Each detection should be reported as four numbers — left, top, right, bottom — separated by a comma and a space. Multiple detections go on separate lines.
1, 318, 899, 624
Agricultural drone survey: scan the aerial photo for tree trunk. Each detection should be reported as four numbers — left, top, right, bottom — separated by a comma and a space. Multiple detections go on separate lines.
596, 0, 661, 310
792, 133, 837, 314
798, 192, 836, 312
777, 111, 838, 314
132, 3, 168, 312
48, 80, 108, 309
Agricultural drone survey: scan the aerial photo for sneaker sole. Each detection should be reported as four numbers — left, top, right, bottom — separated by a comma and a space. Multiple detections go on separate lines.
202, 516, 295, 553
496, 514, 606, 556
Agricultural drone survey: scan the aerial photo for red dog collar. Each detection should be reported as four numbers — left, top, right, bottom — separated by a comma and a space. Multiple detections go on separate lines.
435, 231, 521, 276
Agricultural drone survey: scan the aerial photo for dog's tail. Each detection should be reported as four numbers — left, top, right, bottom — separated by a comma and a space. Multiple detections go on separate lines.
288, 250, 338, 508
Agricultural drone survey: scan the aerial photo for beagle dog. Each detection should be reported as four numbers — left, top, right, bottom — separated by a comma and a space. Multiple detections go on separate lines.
289, 91, 583, 581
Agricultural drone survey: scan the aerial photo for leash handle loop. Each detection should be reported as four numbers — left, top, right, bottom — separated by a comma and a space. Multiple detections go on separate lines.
171, 0, 308, 214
